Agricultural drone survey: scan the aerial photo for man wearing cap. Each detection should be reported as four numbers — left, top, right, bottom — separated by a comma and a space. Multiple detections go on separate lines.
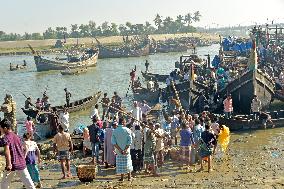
251, 95, 261, 120
64, 88, 71, 107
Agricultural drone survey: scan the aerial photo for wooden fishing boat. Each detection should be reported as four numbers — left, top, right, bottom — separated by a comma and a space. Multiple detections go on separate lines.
95, 37, 150, 59
141, 71, 208, 91
98, 43, 150, 59
21, 91, 102, 119
218, 69, 274, 114
28, 45, 99, 72
170, 86, 204, 110
61, 67, 88, 75
274, 91, 284, 102
141, 71, 168, 82
217, 110, 284, 131
154, 44, 189, 53
10, 64, 27, 71
132, 87, 160, 105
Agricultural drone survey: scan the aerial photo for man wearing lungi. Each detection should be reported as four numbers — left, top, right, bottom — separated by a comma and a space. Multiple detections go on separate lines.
111, 117, 133, 181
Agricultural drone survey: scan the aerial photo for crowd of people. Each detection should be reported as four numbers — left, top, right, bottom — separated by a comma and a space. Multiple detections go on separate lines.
70, 98, 231, 182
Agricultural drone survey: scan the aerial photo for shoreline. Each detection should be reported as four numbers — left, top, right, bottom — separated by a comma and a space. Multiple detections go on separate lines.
0, 33, 219, 56
1, 127, 283, 189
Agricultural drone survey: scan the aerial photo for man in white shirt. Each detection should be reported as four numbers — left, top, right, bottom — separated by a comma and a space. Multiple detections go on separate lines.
90, 104, 100, 120
59, 108, 70, 132
147, 78, 155, 91
131, 101, 142, 127
139, 100, 151, 115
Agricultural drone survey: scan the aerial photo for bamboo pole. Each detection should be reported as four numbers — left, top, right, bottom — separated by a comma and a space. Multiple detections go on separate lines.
99, 101, 163, 137
171, 81, 183, 111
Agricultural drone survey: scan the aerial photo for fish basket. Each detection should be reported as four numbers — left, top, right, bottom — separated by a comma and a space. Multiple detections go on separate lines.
76, 165, 97, 182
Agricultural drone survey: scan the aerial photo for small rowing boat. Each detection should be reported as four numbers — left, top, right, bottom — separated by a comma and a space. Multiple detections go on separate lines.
22, 91, 102, 119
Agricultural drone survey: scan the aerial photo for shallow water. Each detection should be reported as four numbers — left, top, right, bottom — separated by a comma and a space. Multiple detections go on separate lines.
0, 44, 219, 130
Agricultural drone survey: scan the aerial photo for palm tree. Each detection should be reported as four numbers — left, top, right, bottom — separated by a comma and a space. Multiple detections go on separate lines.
184, 13, 192, 26
193, 11, 201, 22
125, 22, 133, 34
154, 14, 163, 29
176, 15, 184, 24
163, 17, 174, 33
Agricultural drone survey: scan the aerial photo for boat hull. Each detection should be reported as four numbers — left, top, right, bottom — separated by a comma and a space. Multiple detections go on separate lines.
218, 110, 284, 131
133, 88, 160, 105
22, 91, 101, 118
34, 50, 99, 72
98, 44, 150, 59
219, 70, 275, 114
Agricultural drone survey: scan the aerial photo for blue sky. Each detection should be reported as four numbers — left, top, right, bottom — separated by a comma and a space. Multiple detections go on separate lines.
1, 0, 284, 34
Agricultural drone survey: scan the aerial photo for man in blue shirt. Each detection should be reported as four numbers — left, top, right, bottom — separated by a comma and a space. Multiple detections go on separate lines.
111, 117, 133, 181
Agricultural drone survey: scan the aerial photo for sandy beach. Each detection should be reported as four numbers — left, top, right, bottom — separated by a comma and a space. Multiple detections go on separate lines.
1, 127, 283, 189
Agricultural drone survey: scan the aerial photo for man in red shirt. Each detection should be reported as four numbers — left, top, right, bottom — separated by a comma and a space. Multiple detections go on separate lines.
0, 118, 36, 189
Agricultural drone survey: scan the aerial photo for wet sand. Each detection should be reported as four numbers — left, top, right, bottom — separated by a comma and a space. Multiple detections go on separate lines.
1, 128, 284, 189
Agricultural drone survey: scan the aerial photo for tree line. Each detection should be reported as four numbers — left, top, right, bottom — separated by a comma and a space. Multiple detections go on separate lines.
0, 12, 201, 41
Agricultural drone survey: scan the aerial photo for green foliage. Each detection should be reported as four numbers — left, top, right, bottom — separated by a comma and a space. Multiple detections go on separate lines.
0, 12, 201, 41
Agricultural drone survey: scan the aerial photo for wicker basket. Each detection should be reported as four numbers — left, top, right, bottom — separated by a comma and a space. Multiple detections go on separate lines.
77, 165, 97, 182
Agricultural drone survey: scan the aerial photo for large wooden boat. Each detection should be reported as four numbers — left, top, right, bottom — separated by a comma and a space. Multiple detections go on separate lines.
10, 64, 27, 71
96, 37, 150, 59
132, 87, 160, 105
98, 44, 150, 59
61, 67, 88, 75
274, 91, 284, 102
141, 71, 168, 82
218, 69, 274, 114
154, 44, 189, 54
28, 45, 99, 72
217, 110, 284, 131
21, 91, 102, 119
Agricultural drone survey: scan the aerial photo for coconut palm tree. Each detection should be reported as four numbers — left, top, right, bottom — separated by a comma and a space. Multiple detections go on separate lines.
154, 14, 163, 29
184, 13, 192, 26
193, 11, 201, 22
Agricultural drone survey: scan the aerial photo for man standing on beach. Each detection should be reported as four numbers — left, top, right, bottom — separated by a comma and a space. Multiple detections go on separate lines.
111, 117, 133, 181
88, 116, 102, 164
0, 119, 35, 189
223, 94, 233, 119
53, 125, 73, 179
251, 95, 261, 120
64, 88, 72, 107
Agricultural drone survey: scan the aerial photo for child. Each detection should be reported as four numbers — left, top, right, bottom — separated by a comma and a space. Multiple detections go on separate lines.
25, 116, 35, 139
23, 133, 42, 188
83, 127, 91, 157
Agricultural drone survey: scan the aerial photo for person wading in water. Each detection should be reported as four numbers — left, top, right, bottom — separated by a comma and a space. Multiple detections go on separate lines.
64, 88, 72, 107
